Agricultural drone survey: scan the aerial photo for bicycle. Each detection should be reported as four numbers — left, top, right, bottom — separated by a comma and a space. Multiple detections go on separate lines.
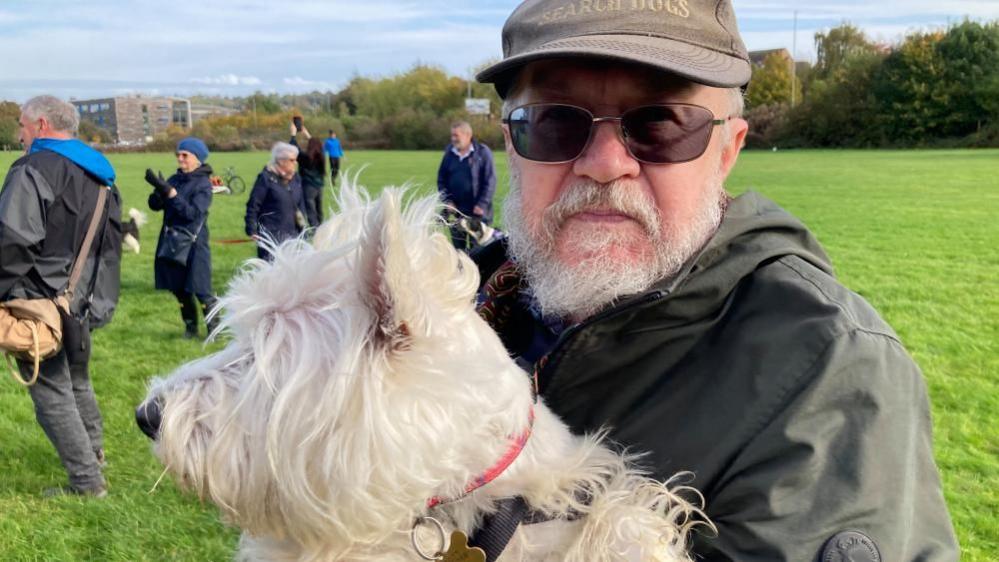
211, 166, 246, 195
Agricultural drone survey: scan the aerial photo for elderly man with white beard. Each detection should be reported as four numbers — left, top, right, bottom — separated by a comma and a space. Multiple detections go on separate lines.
472, 1, 959, 560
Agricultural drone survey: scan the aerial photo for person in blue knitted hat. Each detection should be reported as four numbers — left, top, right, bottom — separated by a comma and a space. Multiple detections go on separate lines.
176, 137, 209, 164
144, 136, 219, 339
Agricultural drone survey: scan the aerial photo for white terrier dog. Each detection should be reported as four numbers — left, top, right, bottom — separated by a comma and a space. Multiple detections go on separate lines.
138, 184, 706, 561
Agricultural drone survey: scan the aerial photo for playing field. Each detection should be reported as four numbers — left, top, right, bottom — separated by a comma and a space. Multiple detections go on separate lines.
0, 148, 995, 559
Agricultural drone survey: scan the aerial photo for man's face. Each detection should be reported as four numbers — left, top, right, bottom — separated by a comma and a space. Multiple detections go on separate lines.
502, 59, 747, 320
18, 113, 41, 150
451, 127, 472, 152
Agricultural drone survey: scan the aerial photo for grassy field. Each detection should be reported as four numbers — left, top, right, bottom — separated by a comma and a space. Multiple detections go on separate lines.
0, 148, 995, 559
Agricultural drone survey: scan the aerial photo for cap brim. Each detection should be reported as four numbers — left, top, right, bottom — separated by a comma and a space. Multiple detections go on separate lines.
477, 34, 751, 91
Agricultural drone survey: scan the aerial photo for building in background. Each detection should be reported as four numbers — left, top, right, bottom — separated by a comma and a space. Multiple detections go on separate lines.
72, 96, 191, 145
190, 103, 238, 123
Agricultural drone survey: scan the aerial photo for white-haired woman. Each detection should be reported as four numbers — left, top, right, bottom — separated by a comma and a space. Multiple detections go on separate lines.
244, 142, 308, 260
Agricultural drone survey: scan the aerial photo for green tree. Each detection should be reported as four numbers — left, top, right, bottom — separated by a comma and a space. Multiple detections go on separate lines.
813, 23, 878, 81
77, 120, 113, 144
935, 20, 999, 137
247, 92, 282, 114
746, 52, 801, 108
0, 101, 20, 147
785, 49, 885, 147
872, 31, 947, 144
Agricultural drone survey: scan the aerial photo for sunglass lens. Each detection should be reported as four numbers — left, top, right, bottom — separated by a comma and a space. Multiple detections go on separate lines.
622, 104, 715, 163
509, 104, 592, 162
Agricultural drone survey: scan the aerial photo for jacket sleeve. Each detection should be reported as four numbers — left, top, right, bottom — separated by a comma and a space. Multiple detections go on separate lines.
694, 329, 958, 561
0, 164, 56, 297
437, 149, 450, 201
475, 145, 497, 211
166, 179, 211, 224
244, 174, 267, 237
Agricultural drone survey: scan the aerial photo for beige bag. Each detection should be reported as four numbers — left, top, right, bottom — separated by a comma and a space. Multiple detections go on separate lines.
0, 297, 68, 385
0, 186, 108, 386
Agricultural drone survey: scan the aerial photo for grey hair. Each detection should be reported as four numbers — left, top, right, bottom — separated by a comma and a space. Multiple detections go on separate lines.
21, 95, 80, 134
451, 121, 472, 135
726, 87, 745, 118
269, 142, 299, 167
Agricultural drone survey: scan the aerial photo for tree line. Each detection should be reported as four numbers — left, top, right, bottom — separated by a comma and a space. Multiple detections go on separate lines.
2, 20, 998, 152
745, 20, 999, 149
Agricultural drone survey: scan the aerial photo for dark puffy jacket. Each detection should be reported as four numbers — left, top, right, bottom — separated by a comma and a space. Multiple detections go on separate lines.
476, 192, 958, 561
244, 167, 306, 242
0, 148, 122, 327
436, 140, 497, 222
148, 164, 213, 295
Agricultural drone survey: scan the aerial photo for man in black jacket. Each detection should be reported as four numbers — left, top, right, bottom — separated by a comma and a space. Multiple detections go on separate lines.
0, 95, 121, 497
473, 1, 958, 559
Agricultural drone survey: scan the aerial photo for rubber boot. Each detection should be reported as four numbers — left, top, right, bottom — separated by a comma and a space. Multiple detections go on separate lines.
180, 296, 199, 339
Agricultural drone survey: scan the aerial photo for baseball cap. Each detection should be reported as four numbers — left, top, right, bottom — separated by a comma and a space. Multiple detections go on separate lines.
477, 0, 751, 94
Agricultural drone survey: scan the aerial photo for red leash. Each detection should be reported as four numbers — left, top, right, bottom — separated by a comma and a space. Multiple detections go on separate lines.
213, 238, 255, 245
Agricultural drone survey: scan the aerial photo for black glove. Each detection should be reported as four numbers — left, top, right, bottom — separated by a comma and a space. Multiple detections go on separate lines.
144, 168, 172, 197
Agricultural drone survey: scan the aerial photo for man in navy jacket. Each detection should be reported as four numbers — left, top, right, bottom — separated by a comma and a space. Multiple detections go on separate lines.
436, 121, 497, 250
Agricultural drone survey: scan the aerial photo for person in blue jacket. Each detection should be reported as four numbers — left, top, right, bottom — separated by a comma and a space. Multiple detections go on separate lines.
436, 121, 497, 250
145, 137, 218, 339
244, 141, 308, 261
323, 130, 344, 186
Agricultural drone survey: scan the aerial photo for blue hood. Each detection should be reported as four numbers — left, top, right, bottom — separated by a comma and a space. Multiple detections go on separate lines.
30, 138, 116, 186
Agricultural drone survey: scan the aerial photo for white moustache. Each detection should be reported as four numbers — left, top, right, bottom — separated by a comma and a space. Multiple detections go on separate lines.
541, 179, 662, 240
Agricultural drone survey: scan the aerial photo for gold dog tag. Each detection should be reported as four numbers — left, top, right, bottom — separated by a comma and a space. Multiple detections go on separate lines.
441, 530, 486, 562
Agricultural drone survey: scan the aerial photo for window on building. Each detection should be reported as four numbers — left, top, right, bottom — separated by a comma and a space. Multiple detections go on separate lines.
100, 103, 110, 111
90, 104, 99, 112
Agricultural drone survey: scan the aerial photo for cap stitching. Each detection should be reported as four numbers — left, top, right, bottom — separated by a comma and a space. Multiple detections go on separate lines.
539, 38, 743, 71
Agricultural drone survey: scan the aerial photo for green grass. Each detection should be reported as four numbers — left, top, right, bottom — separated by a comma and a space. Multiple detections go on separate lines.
0, 148, 995, 559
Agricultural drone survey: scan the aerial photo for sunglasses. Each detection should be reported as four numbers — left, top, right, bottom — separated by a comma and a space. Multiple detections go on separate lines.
503, 103, 729, 164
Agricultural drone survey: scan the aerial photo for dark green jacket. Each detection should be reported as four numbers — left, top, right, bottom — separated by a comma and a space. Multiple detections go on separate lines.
479, 192, 958, 561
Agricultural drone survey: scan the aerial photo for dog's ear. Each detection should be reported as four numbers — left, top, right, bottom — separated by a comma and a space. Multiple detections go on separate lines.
358, 191, 418, 350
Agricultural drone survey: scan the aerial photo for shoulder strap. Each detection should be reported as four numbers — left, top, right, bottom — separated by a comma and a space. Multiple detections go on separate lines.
64, 185, 109, 302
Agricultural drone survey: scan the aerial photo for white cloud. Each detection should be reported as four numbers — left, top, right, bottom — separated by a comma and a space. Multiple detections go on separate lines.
190, 74, 263, 86
4, 0, 999, 102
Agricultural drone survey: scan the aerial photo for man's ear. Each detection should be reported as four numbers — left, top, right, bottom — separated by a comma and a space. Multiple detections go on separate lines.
35, 116, 52, 137
719, 117, 749, 179
357, 192, 416, 349
501, 124, 515, 156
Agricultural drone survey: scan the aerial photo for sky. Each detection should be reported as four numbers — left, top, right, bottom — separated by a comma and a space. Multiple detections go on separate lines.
2, 0, 999, 103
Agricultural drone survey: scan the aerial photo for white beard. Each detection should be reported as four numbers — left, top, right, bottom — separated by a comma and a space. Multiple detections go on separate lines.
504, 164, 726, 321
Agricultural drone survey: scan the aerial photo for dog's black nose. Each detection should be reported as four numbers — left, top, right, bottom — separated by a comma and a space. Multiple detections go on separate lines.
136, 398, 163, 440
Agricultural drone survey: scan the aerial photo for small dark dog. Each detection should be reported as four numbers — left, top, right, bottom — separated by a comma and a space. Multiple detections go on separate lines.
122, 208, 147, 254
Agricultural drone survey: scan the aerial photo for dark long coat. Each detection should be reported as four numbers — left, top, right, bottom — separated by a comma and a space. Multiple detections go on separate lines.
244, 167, 306, 242
148, 164, 213, 295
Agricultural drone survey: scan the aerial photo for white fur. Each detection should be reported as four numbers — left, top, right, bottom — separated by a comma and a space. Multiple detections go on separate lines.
123, 233, 140, 254
123, 208, 147, 254
129, 207, 148, 228
142, 179, 709, 561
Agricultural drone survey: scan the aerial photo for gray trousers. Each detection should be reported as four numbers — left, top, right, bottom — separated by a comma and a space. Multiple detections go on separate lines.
20, 332, 104, 491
